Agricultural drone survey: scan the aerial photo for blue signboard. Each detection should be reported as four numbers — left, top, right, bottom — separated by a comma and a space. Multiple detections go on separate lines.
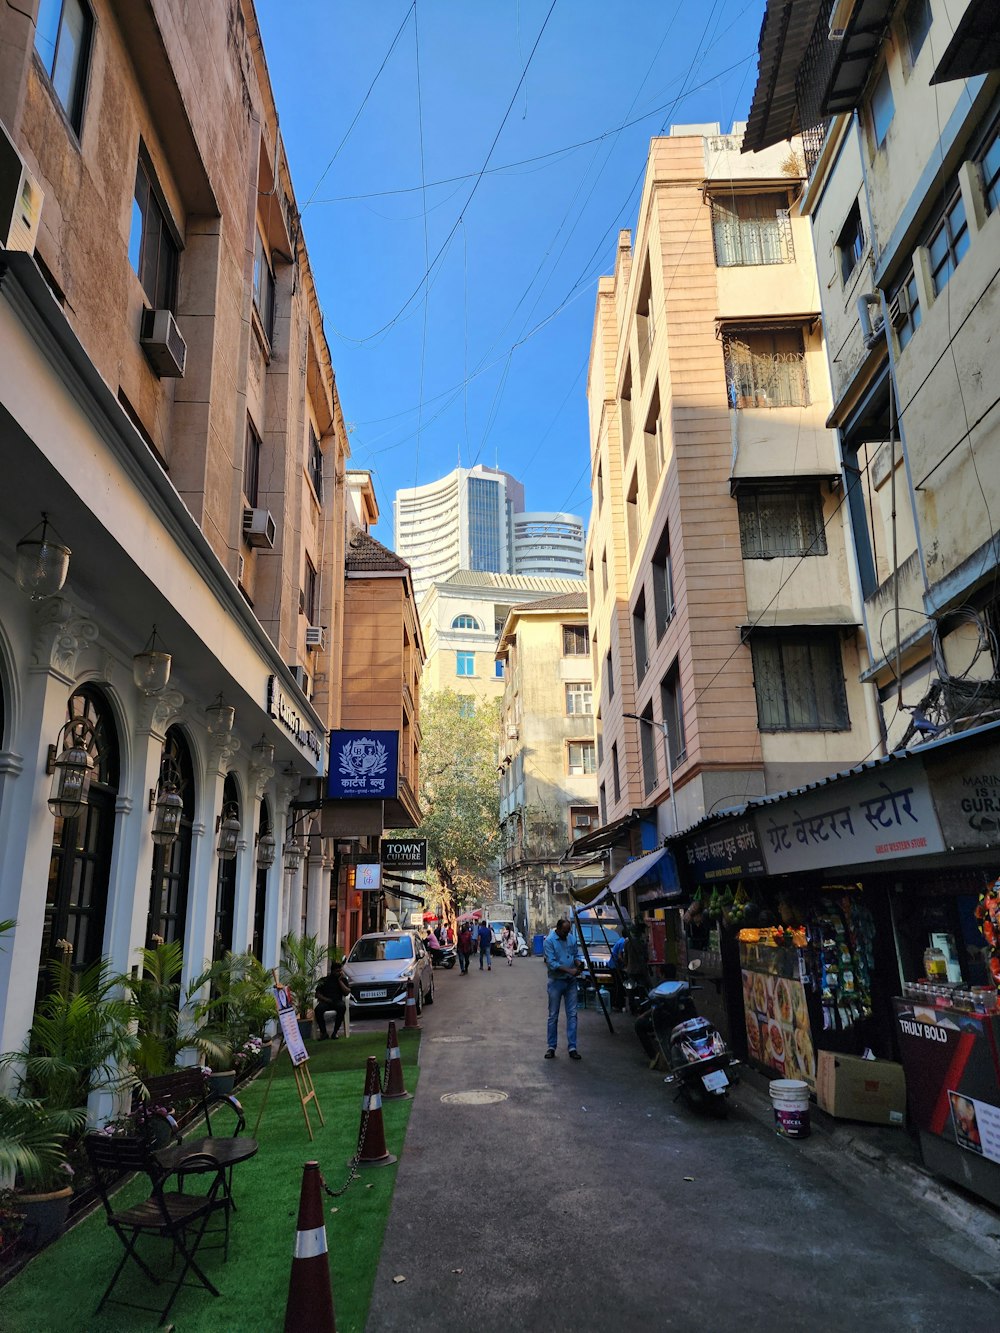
327, 730, 399, 800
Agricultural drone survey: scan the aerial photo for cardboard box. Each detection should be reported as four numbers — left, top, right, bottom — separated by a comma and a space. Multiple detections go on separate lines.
816, 1051, 906, 1126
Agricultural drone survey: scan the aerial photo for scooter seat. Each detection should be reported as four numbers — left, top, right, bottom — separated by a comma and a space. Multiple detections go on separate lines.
650, 981, 689, 1000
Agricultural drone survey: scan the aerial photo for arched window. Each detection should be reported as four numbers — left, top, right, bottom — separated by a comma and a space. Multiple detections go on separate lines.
148, 727, 195, 947
213, 773, 240, 962
44, 684, 120, 976
451, 614, 479, 630
251, 798, 271, 962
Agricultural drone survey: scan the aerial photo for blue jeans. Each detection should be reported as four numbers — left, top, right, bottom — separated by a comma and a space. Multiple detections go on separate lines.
479, 945, 491, 969
547, 977, 578, 1051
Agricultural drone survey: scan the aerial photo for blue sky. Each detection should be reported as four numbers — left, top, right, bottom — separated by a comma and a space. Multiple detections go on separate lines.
256, 1, 766, 547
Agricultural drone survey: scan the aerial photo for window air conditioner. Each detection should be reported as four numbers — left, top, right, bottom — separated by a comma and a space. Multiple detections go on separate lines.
0, 122, 43, 253
243, 507, 276, 549
237, 553, 245, 583
506, 726, 518, 741
305, 624, 326, 650
574, 815, 593, 828
140, 307, 187, 378
888, 287, 912, 328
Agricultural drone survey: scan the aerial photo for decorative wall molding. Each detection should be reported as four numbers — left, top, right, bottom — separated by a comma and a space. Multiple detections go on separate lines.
138, 689, 186, 739
30, 598, 100, 683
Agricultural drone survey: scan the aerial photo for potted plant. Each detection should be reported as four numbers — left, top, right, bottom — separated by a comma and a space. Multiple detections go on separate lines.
119, 938, 185, 1080
185, 950, 276, 1091
278, 934, 331, 1041
0, 1096, 72, 1248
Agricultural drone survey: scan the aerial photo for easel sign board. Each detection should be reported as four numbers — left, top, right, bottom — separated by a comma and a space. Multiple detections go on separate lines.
273, 985, 309, 1067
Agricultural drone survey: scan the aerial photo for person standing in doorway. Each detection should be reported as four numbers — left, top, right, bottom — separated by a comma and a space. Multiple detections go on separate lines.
543, 918, 584, 1060
477, 919, 493, 971
457, 924, 474, 974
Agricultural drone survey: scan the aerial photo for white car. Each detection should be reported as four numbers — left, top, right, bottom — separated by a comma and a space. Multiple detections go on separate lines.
343, 930, 435, 1015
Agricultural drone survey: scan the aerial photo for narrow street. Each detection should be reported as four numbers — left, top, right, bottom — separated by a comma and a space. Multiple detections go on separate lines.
366, 955, 999, 1332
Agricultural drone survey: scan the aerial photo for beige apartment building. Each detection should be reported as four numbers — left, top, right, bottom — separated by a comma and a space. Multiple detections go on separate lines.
0, 0, 417, 1061
496, 592, 600, 930
585, 124, 878, 852
744, 0, 1000, 752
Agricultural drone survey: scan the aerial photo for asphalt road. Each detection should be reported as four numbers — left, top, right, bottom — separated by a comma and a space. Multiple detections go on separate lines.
365, 954, 999, 1332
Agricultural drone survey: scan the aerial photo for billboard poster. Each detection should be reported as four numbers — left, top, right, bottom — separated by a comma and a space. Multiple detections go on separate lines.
739, 941, 816, 1087
327, 730, 399, 800
893, 1000, 1000, 1144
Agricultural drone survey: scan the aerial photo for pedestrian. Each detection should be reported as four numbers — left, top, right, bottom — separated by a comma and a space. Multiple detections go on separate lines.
476, 918, 493, 971
543, 918, 584, 1060
425, 929, 441, 955
457, 924, 474, 974
315, 959, 351, 1040
500, 923, 516, 966
445, 923, 455, 946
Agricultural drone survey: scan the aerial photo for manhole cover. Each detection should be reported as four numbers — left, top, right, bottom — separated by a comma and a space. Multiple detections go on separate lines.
430, 1035, 474, 1043
440, 1090, 509, 1105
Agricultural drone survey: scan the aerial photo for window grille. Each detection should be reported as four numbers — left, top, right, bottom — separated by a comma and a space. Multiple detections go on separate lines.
711, 194, 794, 266
723, 329, 808, 408
750, 634, 849, 731
738, 489, 827, 559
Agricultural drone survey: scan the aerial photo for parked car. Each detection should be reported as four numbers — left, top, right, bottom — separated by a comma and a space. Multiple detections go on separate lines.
488, 922, 528, 956
343, 931, 434, 1016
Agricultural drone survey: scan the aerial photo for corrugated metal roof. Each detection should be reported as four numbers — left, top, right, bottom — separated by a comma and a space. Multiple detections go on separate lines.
743, 0, 825, 153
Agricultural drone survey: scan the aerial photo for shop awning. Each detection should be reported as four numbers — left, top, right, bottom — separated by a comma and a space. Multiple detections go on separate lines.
382, 881, 426, 906
821, 0, 895, 116
574, 847, 682, 907
565, 807, 653, 859
568, 874, 615, 906
607, 846, 679, 898
743, 0, 826, 153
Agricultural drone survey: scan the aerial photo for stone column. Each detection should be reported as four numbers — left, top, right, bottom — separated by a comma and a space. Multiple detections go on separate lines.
183, 732, 240, 994
232, 758, 275, 952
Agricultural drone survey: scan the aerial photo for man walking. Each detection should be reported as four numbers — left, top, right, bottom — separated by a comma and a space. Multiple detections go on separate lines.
543, 918, 584, 1060
457, 924, 474, 974
476, 918, 493, 970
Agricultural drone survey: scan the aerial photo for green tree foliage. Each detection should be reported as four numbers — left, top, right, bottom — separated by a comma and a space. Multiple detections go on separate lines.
413, 690, 501, 912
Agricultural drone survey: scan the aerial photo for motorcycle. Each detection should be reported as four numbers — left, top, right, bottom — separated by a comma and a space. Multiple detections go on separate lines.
647, 966, 738, 1117
429, 944, 457, 969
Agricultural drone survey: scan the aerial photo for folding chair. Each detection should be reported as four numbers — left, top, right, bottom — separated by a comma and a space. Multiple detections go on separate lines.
85, 1133, 222, 1326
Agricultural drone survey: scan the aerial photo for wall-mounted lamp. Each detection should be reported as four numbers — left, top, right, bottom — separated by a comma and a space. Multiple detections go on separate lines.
46, 716, 96, 818
206, 693, 235, 736
215, 803, 241, 860
133, 625, 172, 696
16, 513, 71, 601
149, 760, 184, 847
252, 735, 275, 766
256, 828, 276, 869
283, 836, 305, 873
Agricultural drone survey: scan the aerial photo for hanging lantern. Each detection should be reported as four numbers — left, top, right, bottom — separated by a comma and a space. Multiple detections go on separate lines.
133, 625, 172, 696
47, 718, 95, 819
16, 513, 71, 601
216, 804, 241, 860
252, 735, 275, 767
206, 693, 235, 736
256, 829, 276, 869
283, 836, 305, 872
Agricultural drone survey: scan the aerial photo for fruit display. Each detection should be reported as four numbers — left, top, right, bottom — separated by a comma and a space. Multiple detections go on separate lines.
974, 878, 1000, 991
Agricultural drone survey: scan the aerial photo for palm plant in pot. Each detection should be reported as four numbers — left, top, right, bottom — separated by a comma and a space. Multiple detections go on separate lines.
119, 938, 185, 1080
186, 950, 275, 1090
279, 934, 331, 1041
0, 1096, 70, 1249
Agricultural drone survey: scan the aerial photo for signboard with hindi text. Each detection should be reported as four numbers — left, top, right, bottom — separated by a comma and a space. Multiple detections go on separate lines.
680, 818, 766, 885
326, 730, 399, 800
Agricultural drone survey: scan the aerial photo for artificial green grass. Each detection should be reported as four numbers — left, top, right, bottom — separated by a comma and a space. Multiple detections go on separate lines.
0, 1029, 419, 1331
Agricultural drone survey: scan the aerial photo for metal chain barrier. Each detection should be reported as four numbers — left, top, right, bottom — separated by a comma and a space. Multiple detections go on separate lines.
318, 1102, 370, 1199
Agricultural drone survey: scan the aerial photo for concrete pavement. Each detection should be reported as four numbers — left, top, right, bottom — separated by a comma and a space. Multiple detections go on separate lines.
364, 954, 999, 1332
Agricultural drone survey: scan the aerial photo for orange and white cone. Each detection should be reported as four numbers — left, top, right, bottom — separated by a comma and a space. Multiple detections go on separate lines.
383, 1021, 411, 1101
284, 1161, 336, 1332
403, 979, 421, 1031
357, 1055, 397, 1167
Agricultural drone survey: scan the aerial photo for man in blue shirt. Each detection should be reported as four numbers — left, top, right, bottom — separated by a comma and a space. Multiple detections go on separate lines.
476, 919, 493, 971
542, 918, 584, 1060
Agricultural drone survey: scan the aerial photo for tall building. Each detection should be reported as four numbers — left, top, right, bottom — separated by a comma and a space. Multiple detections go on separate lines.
585, 123, 877, 851
394, 463, 584, 600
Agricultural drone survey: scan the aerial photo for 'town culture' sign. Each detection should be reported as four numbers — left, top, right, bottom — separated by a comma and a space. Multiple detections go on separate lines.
381, 839, 427, 870
326, 730, 399, 800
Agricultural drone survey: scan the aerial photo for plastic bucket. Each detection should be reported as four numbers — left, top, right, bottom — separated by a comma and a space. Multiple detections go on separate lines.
532, 934, 545, 956
769, 1078, 811, 1139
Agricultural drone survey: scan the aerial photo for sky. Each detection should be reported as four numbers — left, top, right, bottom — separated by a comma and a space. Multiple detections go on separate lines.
255, 0, 766, 549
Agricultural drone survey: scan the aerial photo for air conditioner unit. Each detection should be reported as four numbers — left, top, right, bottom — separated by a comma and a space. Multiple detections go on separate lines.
237, 553, 245, 583
243, 507, 276, 549
140, 307, 187, 378
305, 624, 326, 650
0, 121, 43, 253
289, 665, 311, 695
506, 726, 518, 741
888, 287, 912, 328
574, 815, 592, 828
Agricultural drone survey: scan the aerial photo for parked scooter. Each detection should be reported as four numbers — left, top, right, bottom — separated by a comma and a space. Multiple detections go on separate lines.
646, 963, 738, 1117
429, 944, 457, 969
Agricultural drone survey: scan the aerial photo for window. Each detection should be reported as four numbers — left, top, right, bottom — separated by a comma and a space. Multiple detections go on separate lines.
601, 550, 609, 596
129, 155, 179, 310
148, 726, 194, 948
563, 625, 590, 655
636, 260, 654, 377
605, 650, 615, 700
565, 682, 593, 716
750, 634, 849, 731
892, 269, 922, 350
626, 470, 640, 560
458, 698, 475, 719
621, 361, 633, 447
639, 709, 658, 796
611, 743, 621, 803
253, 229, 276, 344
308, 426, 323, 501
452, 614, 479, 630
494, 660, 505, 679
869, 65, 895, 149
303, 557, 318, 624
644, 384, 664, 489
633, 593, 648, 682
456, 652, 474, 677
927, 190, 969, 295
652, 524, 675, 640
837, 202, 865, 285
34, 0, 92, 132
738, 488, 827, 559
980, 119, 1000, 214
597, 460, 605, 511
660, 664, 686, 769
567, 742, 596, 776
599, 782, 607, 825
711, 191, 794, 266
904, 0, 932, 64
723, 328, 808, 409
243, 417, 261, 508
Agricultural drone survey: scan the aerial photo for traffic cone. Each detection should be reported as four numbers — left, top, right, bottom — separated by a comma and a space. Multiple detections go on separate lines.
383, 1021, 411, 1101
403, 979, 421, 1031
284, 1161, 336, 1333
357, 1055, 397, 1167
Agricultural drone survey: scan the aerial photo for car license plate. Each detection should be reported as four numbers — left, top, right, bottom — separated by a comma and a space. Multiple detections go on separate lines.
361, 988, 387, 1000
702, 1069, 729, 1091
